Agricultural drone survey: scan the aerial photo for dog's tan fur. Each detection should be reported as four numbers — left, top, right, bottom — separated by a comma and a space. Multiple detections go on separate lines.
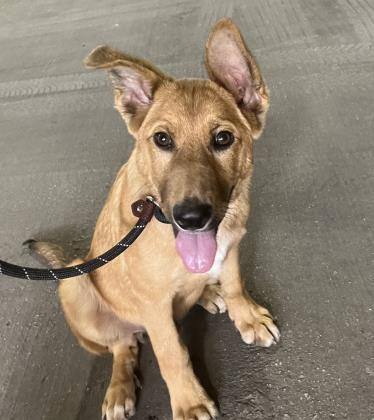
35, 18, 280, 420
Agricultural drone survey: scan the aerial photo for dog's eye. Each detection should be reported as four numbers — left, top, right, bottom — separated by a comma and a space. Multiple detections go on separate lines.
153, 132, 174, 150
213, 131, 234, 150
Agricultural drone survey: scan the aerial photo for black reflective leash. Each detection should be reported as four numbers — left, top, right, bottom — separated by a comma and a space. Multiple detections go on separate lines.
0, 197, 170, 281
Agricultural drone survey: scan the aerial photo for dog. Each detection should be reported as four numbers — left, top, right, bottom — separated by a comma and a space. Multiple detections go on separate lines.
31, 18, 280, 420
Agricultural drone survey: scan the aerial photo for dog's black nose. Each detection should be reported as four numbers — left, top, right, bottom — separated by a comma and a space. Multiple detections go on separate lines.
173, 199, 213, 231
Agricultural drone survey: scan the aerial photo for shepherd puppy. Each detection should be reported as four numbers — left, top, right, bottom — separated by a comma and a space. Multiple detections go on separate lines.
32, 18, 280, 420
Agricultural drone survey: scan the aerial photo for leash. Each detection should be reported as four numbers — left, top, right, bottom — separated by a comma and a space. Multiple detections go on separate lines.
0, 196, 170, 281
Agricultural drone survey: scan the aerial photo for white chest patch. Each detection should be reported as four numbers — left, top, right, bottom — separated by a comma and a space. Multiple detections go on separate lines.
207, 231, 233, 280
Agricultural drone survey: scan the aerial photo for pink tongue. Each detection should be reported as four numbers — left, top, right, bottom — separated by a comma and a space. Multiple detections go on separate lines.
175, 230, 217, 273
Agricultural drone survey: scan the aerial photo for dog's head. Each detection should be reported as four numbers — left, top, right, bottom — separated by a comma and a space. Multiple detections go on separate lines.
86, 18, 269, 273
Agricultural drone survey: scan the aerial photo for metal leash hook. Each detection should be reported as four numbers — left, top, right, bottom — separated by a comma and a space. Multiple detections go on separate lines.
145, 196, 170, 224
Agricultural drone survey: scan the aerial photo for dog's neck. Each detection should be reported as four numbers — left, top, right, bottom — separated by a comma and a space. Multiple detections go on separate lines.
112, 149, 156, 224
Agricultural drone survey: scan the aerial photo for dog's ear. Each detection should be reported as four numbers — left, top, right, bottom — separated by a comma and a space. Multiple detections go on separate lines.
85, 45, 169, 133
205, 18, 269, 138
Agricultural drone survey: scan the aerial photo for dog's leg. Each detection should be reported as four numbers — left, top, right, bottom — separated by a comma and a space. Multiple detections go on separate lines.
220, 246, 280, 347
145, 312, 218, 420
198, 284, 227, 314
102, 340, 139, 420
58, 268, 140, 419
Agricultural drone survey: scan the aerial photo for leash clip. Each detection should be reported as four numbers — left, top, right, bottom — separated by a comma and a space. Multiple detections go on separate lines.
147, 195, 170, 224
132, 195, 170, 224
146, 195, 161, 208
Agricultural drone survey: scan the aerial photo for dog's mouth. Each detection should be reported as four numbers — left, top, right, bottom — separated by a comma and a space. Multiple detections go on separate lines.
169, 222, 218, 274
162, 188, 233, 274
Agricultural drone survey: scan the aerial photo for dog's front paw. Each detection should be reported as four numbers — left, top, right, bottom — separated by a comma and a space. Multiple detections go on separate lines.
198, 284, 227, 314
173, 401, 218, 420
231, 300, 280, 347
171, 388, 218, 420
102, 380, 137, 420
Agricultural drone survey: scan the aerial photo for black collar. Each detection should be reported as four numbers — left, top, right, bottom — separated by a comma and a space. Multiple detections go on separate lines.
154, 205, 170, 224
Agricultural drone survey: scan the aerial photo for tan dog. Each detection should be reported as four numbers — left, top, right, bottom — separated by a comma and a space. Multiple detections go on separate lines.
33, 18, 280, 420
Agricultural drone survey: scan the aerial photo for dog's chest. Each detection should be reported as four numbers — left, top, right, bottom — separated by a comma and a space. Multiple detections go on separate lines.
207, 229, 233, 280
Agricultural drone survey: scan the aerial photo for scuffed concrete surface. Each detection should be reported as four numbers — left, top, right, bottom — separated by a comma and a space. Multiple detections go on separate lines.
0, 1, 373, 419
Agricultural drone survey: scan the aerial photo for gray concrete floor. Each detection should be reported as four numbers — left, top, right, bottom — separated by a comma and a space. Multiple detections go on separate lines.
0, 1, 373, 419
